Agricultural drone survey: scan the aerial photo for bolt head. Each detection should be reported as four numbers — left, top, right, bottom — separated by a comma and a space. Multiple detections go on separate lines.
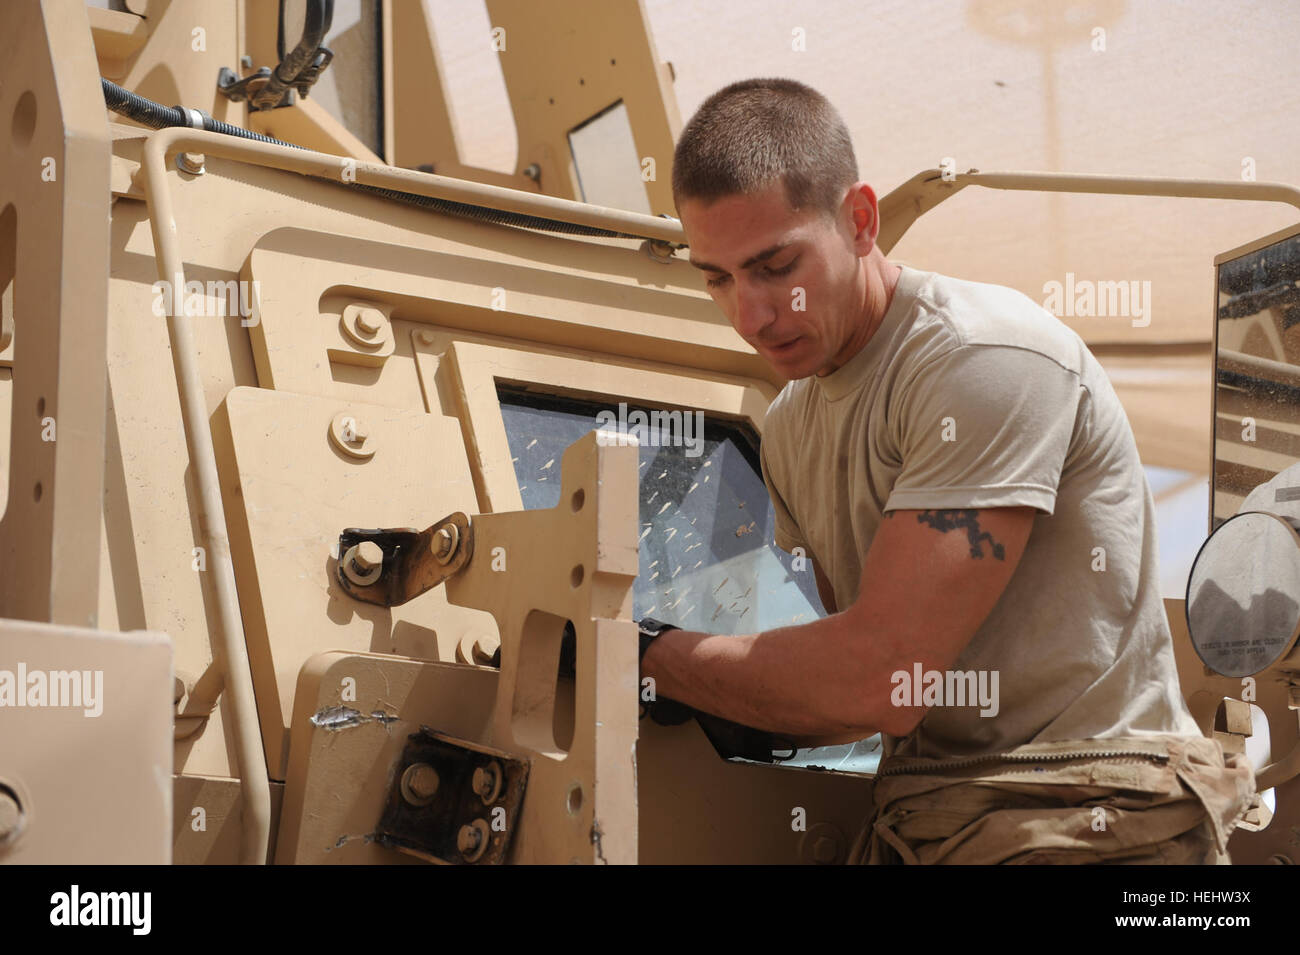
457, 822, 482, 853
811, 836, 838, 864
432, 524, 459, 564
400, 763, 440, 805
472, 633, 500, 665
472, 766, 495, 797
176, 152, 206, 175
353, 541, 383, 572
354, 307, 384, 336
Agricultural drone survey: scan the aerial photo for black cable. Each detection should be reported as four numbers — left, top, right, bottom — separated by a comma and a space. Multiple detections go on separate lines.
263, 0, 333, 108
99, 77, 677, 244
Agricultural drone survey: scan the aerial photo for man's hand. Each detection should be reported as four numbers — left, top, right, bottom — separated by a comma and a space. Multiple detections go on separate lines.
640, 505, 1036, 738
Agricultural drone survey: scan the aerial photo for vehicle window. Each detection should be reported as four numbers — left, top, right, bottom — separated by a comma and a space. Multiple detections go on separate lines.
497, 385, 881, 773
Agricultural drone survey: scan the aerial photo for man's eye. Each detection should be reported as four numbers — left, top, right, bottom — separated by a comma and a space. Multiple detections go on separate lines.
705, 257, 797, 289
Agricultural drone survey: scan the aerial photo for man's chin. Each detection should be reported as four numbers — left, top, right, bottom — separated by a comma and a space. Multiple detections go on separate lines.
767, 354, 819, 380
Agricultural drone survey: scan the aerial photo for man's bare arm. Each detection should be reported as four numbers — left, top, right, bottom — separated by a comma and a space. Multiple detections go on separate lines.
640, 506, 1036, 738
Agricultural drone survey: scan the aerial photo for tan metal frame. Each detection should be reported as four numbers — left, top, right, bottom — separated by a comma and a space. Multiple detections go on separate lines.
442, 340, 774, 513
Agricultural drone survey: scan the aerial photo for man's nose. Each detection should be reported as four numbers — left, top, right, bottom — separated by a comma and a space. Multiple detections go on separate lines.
732, 279, 776, 340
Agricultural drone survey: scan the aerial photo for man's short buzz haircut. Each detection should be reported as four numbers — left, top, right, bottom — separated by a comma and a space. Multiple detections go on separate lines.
671, 77, 859, 223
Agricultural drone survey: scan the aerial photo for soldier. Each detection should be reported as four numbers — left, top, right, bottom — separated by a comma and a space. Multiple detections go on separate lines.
637, 77, 1256, 864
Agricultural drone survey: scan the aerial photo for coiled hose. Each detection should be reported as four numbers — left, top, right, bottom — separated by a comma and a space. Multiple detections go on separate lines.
101, 77, 662, 241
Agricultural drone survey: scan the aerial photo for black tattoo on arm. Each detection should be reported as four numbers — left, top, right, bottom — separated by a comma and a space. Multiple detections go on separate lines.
913, 509, 1006, 559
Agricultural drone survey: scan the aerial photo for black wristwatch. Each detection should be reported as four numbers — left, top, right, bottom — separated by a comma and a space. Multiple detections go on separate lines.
636, 617, 691, 726
637, 616, 679, 666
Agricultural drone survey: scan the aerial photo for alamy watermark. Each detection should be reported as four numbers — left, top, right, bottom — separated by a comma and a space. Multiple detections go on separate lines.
151, 277, 260, 326
0, 663, 103, 717
50, 885, 150, 935
891, 663, 999, 717
1042, 272, 1151, 328
595, 402, 706, 458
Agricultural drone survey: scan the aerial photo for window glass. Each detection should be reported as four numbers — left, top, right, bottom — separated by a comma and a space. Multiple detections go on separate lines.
497, 385, 881, 773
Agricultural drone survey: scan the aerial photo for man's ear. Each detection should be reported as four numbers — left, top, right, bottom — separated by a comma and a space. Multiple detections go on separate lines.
847, 183, 881, 251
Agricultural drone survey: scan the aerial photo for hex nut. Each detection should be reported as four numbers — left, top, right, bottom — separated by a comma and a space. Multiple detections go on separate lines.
341, 304, 391, 349
329, 412, 375, 460
354, 308, 383, 336
458, 631, 499, 667
175, 151, 206, 175
457, 818, 490, 862
400, 763, 440, 806
432, 524, 458, 564
799, 821, 846, 865
342, 541, 384, 586
353, 541, 383, 572
812, 836, 838, 864
472, 762, 503, 805
472, 633, 500, 666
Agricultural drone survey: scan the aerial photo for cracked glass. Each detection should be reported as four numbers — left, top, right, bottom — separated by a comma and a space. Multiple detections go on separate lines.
496, 384, 881, 773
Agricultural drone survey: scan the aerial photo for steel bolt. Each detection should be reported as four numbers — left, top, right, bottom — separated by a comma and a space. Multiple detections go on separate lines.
432, 524, 458, 564
811, 836, 838, 864
472, 633, 500, 666
354, 307, 384, 337
0, 791, 24, 846
457, 818, 490, 862
352, 540, 383, 574
522, 163, 541, 182
329, 413, 375, 461
400, 763, 440, 806
458, 822, 481, 852
472, 762, 502, 804
176, 151, 206, 175
342, 541, 384, 586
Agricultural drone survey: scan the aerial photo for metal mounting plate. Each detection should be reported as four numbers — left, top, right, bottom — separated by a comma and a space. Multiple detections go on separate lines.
375, 729, 528, 865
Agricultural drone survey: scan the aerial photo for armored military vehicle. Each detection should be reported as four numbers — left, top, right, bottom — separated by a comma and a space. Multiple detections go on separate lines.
0, 0, 1295, 864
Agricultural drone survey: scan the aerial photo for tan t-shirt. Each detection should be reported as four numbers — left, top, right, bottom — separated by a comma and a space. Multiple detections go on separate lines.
760, 264, 1202, 759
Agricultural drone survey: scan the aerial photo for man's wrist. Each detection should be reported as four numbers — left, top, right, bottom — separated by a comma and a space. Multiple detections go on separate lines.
637, 616, 679, 668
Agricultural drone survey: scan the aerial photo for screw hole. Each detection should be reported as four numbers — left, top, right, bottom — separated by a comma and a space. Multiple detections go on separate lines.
566, 783, 583, 814
570, 564, 584, 588
570, 488, 584, 512
33, 482, 41, 502
36, 396, 44, 417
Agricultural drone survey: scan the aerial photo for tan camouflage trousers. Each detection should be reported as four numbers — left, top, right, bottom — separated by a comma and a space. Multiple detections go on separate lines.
847, 735, 1257, 865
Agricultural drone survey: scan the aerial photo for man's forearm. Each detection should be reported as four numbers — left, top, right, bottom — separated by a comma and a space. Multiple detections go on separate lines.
639, 612, 894, 737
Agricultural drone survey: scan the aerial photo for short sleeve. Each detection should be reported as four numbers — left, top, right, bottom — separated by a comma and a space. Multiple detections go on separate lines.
884, 345, 1082, 515
760, 428, 807, 553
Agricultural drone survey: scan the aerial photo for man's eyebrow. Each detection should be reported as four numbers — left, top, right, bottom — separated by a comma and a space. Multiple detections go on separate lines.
688, 242, 793, 273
